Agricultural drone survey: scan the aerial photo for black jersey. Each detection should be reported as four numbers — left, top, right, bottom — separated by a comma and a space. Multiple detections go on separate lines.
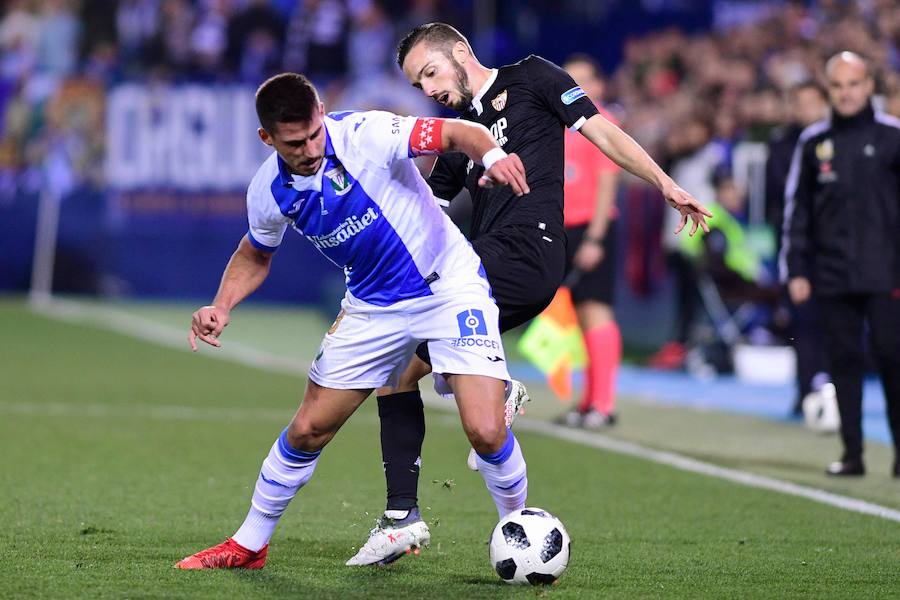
428, 55, 599, 239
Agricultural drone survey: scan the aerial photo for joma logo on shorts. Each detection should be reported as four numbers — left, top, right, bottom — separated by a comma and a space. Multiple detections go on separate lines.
307, 207, 379, 249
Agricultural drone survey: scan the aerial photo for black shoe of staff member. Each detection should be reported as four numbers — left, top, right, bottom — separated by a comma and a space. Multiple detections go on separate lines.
825, 458, 865, 477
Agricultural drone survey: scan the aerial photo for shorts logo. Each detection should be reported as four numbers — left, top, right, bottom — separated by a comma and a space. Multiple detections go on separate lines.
456, 309, 488, 337
560, 86, 586, 105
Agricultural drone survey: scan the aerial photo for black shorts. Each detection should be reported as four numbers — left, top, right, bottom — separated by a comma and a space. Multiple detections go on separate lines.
474, 223, 567, 332
565, 222, 618, 305
414, 223, 566, 366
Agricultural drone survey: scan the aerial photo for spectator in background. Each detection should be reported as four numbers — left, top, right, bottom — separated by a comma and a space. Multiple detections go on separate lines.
144, 0, 195, 75
190, 0, 231, 80
766, 81, 829, 416
29, 0, 81, 101
555, 54, 623, 429
227, 0, 284, 82
282, 0, 348, 85
684, 171, 778, 331
78, 0, 117, 62
115, 0, 159, 72
347, 0, 392, 79
782, 52, 900, 478
649, 115, 723, 369
0, 0, 39, 136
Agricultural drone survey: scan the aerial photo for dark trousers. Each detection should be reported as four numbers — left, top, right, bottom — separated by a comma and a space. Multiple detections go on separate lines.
819, 292, 900, 460
790, 294, 827, 404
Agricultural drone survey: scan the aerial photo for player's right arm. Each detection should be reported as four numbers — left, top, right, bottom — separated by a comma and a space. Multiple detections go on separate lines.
349, 111, 528, 196
189, 236, 274, 351
190, 161, 289, 351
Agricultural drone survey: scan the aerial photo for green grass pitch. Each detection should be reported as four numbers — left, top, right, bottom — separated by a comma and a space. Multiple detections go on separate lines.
1, 299, 899, 599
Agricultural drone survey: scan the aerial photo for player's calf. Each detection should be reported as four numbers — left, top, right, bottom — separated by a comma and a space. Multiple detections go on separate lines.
473, 428, 529, 518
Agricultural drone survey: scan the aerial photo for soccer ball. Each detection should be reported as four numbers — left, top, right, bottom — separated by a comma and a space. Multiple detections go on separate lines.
802, 383, 841, 434
489, 507, 570, 585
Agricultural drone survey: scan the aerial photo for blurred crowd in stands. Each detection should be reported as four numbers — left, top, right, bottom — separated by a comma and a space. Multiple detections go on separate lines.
0, 0, 459, 194
3, 0, 900, 370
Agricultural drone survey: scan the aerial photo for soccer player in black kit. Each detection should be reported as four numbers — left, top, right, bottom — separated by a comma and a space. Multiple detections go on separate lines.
346, 23, 712, 566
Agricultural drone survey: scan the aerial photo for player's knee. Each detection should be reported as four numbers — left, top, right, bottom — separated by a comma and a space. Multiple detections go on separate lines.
465, 420, 506, 455
286, 419, 333, 452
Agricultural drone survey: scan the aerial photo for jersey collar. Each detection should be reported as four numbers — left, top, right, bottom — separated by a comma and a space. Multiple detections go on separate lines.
469, 68, 498, 116
323, 119, 337, 158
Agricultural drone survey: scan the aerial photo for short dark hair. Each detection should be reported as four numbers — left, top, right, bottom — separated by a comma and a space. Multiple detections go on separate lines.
255, 73, 319, 133
791, 80, 826, 100
563, 53, 603, 79
397, 22, 470, 68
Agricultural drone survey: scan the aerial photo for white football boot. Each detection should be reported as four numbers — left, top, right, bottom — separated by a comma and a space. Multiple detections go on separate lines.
345, 508, 431, 566
467, 379, 531, 471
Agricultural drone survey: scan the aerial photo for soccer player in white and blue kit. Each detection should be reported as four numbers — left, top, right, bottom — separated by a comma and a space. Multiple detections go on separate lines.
175, 73, 531, 569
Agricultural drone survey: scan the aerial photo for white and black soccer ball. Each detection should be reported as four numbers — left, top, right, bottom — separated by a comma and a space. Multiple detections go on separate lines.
803, 383, 841, 434
489, 507, 570, 585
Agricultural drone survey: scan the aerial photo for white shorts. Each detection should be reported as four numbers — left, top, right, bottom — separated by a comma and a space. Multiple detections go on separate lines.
307, 279, 509, 390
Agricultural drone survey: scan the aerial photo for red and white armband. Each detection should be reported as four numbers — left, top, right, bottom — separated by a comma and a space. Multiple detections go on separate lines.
410, 117, 445, 156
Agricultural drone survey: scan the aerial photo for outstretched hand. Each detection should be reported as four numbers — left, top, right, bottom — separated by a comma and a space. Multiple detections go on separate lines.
479, 153, 530, 196
189, 305, 230, 351
664, 182, 712, 236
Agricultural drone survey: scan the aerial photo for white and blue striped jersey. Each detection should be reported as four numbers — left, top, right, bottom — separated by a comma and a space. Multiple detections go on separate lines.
245, 110, 484, 306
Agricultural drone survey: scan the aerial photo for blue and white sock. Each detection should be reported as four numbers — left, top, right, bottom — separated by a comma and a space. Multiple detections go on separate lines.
232, 428, 320, 552
475, 429, 528, 518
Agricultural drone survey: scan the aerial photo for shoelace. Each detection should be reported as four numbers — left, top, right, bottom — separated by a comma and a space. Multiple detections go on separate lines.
194, 542, 246, 568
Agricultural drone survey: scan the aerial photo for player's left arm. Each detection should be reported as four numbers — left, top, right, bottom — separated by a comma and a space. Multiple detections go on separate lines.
578, 114, 712, 236
352, 111, 528, 196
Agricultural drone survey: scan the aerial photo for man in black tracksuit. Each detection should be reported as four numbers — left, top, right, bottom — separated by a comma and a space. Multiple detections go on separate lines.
781, 52, 900, 477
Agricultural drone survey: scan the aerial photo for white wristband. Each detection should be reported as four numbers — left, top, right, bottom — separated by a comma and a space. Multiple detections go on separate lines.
481, 147, 508, 171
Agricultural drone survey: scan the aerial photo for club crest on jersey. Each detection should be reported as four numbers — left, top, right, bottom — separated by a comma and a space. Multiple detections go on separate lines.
815, 139, 834, 161
325, 164, 353, 196
560, 86, 586, 105
456, 309, 488, 337
491, 89, 508, 111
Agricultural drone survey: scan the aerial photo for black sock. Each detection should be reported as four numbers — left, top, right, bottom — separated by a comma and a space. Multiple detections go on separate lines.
377, 390, 426, 512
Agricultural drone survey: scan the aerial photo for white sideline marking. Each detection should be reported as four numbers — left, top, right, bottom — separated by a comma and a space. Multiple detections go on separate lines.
0, 399, 462, 427
32, 298, 311, 375
28, 299, 900, 524
0, 400, 292, 423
